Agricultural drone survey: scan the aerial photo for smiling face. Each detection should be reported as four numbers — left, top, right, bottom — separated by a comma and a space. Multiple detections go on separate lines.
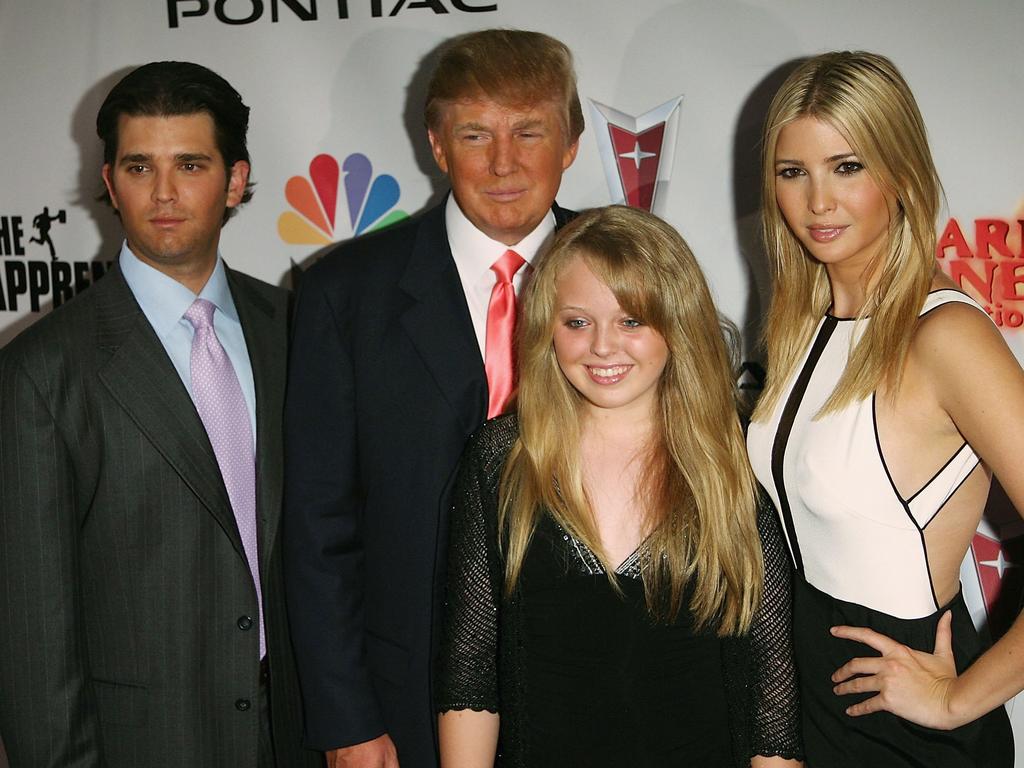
774, 116, 897, 279
552, 255, 669, 420
102, 112, 249, 288
428, 97, 579, 246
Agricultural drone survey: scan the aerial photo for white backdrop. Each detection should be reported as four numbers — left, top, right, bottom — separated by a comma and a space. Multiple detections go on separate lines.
2, 0, 1023, 763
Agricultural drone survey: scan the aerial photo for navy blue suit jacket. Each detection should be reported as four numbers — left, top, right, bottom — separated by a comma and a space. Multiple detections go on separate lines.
283, 200, 574, 766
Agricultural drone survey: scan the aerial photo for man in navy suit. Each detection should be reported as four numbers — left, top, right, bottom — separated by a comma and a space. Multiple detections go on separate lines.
284, 29, 583, 768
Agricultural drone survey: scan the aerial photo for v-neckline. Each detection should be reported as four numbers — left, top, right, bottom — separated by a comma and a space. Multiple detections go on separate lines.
552, 518, 648, 577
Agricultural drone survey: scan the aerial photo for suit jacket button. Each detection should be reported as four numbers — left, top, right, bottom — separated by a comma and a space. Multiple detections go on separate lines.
235, 698, 251, 712
237, 615, 254, 631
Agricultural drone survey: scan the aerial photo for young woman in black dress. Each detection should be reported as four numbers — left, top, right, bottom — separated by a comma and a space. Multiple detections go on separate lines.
437, 205, 803, 767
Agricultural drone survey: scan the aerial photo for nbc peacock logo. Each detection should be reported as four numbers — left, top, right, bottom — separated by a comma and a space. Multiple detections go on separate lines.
278, 153, 409, 245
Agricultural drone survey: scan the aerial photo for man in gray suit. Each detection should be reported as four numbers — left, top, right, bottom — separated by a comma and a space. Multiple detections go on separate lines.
0, 62, 320, 768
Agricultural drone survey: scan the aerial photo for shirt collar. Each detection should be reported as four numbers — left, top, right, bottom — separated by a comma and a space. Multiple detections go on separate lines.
445, 194, 556, 276
118, 241, 237, 340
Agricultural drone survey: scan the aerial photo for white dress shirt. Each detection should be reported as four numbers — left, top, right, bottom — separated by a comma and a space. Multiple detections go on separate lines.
118, 242, 257, 445
445, 195, 556, 359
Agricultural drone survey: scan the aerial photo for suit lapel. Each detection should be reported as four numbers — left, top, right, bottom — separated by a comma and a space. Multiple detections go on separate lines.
552, 201, 576, 230
229, 270, 286, 564
398, 205, 488, 435
96, 268, 245, 559
394, 202, 574, 434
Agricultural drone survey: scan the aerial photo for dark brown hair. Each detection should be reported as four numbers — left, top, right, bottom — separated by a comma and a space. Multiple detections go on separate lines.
96, 61, 253, 222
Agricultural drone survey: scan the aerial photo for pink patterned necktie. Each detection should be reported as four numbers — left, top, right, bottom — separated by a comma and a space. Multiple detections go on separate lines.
183, 298, 264, 658
485, 249, 525, 418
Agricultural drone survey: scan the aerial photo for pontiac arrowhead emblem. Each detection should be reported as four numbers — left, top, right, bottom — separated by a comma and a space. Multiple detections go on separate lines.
971, 531, 1022, 637
588, 96, 683, 213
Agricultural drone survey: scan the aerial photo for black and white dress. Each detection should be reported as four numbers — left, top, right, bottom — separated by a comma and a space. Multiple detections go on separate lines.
437, 415, 803, 767
747, 289, 1014, 767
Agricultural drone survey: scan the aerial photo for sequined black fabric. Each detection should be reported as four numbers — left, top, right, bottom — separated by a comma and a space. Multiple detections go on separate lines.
436, 415, 802, 766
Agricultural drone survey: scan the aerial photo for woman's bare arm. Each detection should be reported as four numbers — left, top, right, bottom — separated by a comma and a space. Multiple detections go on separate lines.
438, 710, 499, 768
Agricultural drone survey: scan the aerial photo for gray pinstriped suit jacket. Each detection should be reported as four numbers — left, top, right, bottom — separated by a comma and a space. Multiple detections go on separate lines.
0, 265, 320, 768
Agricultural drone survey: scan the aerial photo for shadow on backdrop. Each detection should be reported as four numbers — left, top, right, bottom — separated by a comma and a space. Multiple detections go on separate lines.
282, 36, 450, 290
0, 67, 130, 348
730, 57, 803, 412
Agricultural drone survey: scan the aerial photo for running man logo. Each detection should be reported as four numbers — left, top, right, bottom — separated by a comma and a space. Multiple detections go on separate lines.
0, 207, 110, 312
29, 207, 66, 260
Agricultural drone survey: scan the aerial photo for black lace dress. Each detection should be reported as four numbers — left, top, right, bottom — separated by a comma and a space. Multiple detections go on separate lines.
436, 416, 802, 767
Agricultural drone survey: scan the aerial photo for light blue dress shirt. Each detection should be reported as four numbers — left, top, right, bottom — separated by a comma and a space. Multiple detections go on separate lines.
118, 242, 257, 445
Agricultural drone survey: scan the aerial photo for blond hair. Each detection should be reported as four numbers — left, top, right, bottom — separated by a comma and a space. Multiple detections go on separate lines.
424, 29, 584, 143
501, 206, 761, 634
753, 51, 941, 420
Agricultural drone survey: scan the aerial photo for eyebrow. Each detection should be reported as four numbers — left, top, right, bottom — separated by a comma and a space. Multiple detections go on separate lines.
117, 151, 213, 164
452, 118, 546, 133
511, 118, 544, 130
774, 152, 857, 166
118, 153, 152, 165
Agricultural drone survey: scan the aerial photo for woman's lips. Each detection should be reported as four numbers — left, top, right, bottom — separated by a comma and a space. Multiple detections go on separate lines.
808, 225, 847, 243
586, 364, 632, 384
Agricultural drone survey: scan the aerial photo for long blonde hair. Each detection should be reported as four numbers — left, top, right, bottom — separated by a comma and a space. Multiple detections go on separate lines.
753, 51, 941, 420
501, 206, 761, 635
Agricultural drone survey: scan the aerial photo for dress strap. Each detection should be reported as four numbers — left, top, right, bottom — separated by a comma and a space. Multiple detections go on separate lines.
904, 289, 989, 527
906, 441, 979, 528
919, 288, 989, 319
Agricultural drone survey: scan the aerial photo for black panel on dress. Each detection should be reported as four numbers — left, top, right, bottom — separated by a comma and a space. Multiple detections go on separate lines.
770, 317, 839, 573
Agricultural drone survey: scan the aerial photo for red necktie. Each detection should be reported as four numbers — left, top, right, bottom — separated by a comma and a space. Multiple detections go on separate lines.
485, 249, 525, 418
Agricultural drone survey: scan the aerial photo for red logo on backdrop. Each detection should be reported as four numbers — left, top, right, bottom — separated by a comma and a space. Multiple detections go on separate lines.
588, 97, 682, 213
938, 203, 1024, 329
971, 531, 1023, 637
607, 123, 665, 211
